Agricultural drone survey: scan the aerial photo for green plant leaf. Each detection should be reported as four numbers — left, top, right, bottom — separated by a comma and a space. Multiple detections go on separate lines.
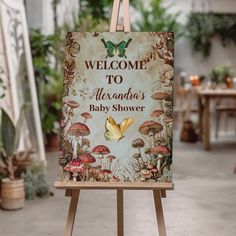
0, 108, 15, 156
186, 13, 236, 57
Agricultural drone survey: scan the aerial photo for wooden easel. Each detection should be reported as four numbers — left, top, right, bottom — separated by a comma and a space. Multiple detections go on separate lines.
55, 1, 174, 235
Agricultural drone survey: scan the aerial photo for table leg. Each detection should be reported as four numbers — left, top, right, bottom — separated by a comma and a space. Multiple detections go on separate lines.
203, 97, 211, 150
198, 96, 203, 141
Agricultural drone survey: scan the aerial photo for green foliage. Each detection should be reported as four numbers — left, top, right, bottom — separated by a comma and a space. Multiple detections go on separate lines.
0, 109, 15, 157
80, 0, 111, 19
63, 12, 109, 33
209, 63, 234, 84
30, 29, 63, 135
133, 0, 183, 39
186, 13, 236, 57
22, 164, 52, 200
0, 105, 29, 179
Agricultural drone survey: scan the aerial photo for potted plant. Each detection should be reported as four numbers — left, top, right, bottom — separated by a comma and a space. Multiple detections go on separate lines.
209, 69, 221, 89
0, 108, 32, 210
209, 64, 234, 88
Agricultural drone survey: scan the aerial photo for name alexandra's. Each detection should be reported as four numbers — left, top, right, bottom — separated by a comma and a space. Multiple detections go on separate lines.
91, 87, 145, 101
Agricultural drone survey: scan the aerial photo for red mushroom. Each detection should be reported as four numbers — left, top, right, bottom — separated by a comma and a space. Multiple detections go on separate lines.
98, 169, 112, 181
67, 122, 90, 136
151, 93, 173, 115
64, 158, 85, 181
146, 164, 154, 170
92, 145, 110, 167
67, 122, 90, 158
139, 121, 163, 136
80, 153, 96, 164
151, 144, 171, 170
151, 144, 170, 157
106, 155, 116, 170
132, 138, 145, 163
151, 92, 172, 101
139, 120, 163, 147
81, 112, 92, 123
60, 119, 66, 129
151, 167, 159, 178
164, 117, 173, 123
151, 110, 164, 118
64, 100, 80, 109
80, 153, 96, 180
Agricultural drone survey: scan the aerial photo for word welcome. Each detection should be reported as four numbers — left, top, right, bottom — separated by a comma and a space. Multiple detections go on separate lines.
85, 60, 147, 70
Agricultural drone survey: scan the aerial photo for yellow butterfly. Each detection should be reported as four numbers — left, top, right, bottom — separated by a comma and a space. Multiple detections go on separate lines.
104, 116, 134, 142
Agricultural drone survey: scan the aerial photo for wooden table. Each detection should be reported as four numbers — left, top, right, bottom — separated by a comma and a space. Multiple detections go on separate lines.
197, 89, 236, 150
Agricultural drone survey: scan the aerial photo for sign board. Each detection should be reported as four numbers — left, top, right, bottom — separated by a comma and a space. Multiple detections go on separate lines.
58, 32, 174, 184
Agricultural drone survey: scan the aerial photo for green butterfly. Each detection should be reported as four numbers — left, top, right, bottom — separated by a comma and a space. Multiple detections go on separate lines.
101, 38, 132, 58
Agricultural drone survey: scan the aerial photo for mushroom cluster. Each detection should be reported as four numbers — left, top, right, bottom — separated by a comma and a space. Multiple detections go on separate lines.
151, 92, 173, 119
129, 86, 173, 182
61, 100, 80, 130
63, 137, 120, 181
64, 158, 85, 181
151, 144, 170, 171
139, 120, 163, 147
92, 145, 110, 167
60, 105, 122, 182
67, 122, 90, 159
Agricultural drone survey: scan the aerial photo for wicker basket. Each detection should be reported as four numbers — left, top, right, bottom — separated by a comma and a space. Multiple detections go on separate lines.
1, 178, 25, 210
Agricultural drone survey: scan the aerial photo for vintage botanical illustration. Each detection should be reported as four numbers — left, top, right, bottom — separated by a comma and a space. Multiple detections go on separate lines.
58, 32, 174, 183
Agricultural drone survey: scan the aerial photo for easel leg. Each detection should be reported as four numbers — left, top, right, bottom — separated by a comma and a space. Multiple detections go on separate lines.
153, 190, 166, 236
117, 189, 124, 236
65, 190, 80, 236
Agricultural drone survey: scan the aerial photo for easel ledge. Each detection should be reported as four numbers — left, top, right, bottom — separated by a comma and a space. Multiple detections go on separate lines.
54, 181, 174, 190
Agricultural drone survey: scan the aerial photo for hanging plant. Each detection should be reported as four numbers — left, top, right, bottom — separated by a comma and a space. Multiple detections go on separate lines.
186, 13, 236, 57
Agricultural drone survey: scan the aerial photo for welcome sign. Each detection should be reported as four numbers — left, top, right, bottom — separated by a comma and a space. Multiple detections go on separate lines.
58, 32, 174, 184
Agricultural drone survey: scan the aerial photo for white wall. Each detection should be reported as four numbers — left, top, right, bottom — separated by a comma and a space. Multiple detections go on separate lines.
25, 0, 79, 34
166, 0, 236, 76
